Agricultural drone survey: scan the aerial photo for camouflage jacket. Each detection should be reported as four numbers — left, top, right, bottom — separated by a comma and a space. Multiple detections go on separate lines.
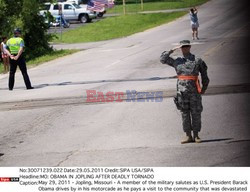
160, 51, 209, 94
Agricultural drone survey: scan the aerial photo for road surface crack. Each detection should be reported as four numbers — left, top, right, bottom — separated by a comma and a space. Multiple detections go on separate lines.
56, 150, 79, 167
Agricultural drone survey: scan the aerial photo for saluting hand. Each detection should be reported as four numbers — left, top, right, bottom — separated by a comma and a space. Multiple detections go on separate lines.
169, 46, 181, 54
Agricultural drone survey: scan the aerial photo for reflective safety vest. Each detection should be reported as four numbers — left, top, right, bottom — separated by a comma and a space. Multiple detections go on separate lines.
6, 37, 24, 54
178, 75, 202, 93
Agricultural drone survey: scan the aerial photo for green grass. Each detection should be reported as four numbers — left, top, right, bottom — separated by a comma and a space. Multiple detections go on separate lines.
53, 11, 187, 44
108, 0, 210, 13
0, 49, 79, 74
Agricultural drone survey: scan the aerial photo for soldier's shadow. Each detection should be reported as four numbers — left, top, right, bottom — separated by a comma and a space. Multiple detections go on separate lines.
201, 138, 233, 143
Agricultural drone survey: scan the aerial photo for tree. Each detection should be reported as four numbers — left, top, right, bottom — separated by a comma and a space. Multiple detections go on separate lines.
0, 0, 8, 36
0, 0, 23, 37
0, 0, 53, 60
21, 0, 53, 60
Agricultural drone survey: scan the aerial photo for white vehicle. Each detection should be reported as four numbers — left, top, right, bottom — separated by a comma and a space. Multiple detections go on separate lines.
40, 2, 96, 23
66, 0, 80, 5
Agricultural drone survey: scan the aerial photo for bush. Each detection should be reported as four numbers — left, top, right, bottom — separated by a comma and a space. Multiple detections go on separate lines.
0, 0, 54, 61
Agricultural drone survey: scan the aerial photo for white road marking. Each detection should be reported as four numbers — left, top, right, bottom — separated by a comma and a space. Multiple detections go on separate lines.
93, 43, 141, 53
105, 60, 121, 68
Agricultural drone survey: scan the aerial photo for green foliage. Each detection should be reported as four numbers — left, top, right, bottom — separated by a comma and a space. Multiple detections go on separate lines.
21, 0, 53, 60
0, 0, 53, 61
0, 0, 23, 37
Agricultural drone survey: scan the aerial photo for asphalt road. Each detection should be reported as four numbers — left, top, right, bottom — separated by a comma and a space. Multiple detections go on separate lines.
0, 0, 249, 166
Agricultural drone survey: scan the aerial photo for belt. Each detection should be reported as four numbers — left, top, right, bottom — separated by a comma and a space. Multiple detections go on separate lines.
177, 75, 201, 93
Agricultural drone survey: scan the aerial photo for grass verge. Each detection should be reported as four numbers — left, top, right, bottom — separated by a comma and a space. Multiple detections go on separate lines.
54, 11, 187, 44
0, 49, 79, 74
108, 0, 210, 14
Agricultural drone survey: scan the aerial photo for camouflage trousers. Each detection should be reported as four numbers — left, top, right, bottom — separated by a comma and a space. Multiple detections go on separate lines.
176, 92, 203, 133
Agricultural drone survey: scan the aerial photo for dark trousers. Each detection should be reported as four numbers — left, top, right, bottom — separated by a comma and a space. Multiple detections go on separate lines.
9, 55, 32, 90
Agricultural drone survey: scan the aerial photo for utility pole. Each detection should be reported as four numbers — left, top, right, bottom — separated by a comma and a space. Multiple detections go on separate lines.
59, 4, 63, 41
123, 0, 126, 15
141, 0, 143, 11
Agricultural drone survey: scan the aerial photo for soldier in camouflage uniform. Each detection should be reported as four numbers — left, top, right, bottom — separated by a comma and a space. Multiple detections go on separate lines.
160, 40, 209, 144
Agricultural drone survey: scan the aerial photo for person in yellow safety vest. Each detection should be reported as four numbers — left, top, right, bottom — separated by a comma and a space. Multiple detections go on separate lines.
5, 28, 33, 90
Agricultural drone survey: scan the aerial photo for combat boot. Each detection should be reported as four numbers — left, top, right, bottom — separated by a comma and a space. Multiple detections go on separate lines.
181, 132, 193, 144
193, 132, 201, 143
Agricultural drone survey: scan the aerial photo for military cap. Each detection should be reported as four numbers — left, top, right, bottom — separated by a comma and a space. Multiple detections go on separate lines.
179, 40, 191, 47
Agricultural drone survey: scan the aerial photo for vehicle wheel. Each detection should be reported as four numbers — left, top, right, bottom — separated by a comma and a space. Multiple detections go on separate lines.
63, 22, 70, 28
97, 12, 104, 18
79, 14, 89, 23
